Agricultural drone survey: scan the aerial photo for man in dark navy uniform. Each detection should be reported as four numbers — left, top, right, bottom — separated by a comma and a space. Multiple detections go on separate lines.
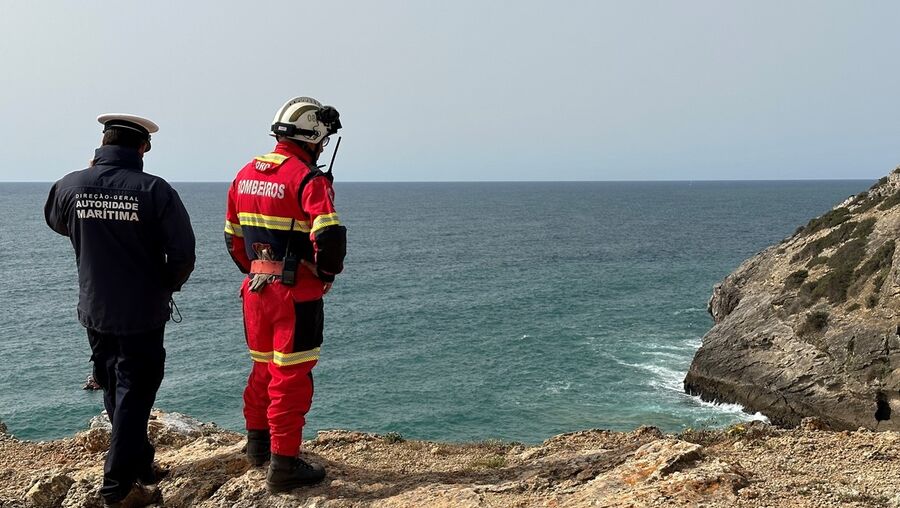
45, 114, 195, 507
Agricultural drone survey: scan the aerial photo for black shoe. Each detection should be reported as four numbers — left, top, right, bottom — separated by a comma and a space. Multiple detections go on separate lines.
266, 453, 326, 493
137, 462, 169, 487
247, 429, 271, 466
103, 483, 161, 508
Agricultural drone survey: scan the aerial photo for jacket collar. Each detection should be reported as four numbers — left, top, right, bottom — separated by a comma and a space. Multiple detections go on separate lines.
92, 145, 144, 170
273, 140, 315, 165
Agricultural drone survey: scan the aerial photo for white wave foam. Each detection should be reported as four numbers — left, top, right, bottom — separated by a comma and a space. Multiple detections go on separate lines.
613, 360, 685, 393
673, 307, 706, 316
644, 367, 685, 393
691, 397, 770, 423
652, 339, 702, 352
602, 351, 771, 425
639, 351, 684, 361
543, 381, 572, 394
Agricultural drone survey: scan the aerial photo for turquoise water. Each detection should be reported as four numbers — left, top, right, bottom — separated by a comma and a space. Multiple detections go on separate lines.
0, 180, 871, 443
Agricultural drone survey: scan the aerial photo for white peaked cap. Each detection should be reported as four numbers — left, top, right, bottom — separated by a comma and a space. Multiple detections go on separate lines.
97, 113, 159, 135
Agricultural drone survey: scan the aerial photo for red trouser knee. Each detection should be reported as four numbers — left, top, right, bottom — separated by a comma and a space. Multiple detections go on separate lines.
240, 278, 324, 457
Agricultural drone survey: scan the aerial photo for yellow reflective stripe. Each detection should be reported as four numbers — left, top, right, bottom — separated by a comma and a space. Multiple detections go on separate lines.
273, 348, 320, 366
237, 213, 311, 232
224, 220, 243, 237
254, 153, 289, 165
249, 350, 274, 363
311, 213, 341, 234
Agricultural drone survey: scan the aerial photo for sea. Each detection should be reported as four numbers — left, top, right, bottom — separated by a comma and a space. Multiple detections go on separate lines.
0, 180, 872, 444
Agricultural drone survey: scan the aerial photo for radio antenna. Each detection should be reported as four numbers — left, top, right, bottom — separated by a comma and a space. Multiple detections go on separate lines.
326, 136, 342, 175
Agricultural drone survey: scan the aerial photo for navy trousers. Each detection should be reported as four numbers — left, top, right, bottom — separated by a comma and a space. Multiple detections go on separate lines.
87, 327, 166, 502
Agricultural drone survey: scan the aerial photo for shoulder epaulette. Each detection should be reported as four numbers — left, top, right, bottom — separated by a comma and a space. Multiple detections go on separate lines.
253, 153, 290, 171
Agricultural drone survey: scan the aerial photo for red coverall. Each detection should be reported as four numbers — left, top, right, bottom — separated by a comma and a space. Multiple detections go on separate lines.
224, 140, 345, 456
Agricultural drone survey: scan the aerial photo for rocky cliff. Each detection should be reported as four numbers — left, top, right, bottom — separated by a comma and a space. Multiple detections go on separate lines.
4, 411, 900, 507
685, 168, 900, 430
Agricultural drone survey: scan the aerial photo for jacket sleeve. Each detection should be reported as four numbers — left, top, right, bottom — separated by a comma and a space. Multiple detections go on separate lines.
44, 182, 69, 236
225, 180, 251, 273
159, 186, 196, 292
302, 175, 346, 283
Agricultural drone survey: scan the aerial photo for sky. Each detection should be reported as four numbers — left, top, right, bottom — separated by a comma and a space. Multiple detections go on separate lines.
2, 1, 900, 182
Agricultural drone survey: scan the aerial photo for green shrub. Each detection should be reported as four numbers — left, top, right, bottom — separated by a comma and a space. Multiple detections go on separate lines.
678, 427, 726, 446
785, 270, 809, 289
477, 438, 511, 449
847, 303, 861, 312
466, 455, 507, 470
856, 240, 896, 284
679, 423, 778, 446
866, 295, 880, 309
802, 269, 855, 304
852, 240, 896, 306
382, 432, 404, 444
872, 272, 889, 293
827, 239, 867, 272
800, 207, 852, 237
854, 196, 883, 214
807, 256, 828, 268
878, 191, 900, 211
797, 311, 829, 336
804, 239, 894, 306
794, 220, 861, 261
853, 218, 877, 240
801, 240, 866, 305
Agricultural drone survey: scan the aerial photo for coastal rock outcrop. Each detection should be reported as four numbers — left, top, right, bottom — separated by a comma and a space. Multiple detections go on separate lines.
685, 168, 900, 430
4, 412, 900, 507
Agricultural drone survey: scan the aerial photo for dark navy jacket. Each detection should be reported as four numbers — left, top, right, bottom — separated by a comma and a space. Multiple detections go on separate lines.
44, 145, 196, 334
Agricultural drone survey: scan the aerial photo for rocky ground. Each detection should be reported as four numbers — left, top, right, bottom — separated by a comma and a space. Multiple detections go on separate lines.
3, 411, 900, 507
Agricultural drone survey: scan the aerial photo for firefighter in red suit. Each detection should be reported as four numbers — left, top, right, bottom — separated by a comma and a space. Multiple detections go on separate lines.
224, 97, 346, 493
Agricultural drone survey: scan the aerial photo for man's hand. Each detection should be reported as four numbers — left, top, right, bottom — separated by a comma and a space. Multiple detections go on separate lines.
300, 260, 334, 294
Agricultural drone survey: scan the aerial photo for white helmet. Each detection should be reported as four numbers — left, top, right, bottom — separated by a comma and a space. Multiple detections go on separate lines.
270, 96, 342, 144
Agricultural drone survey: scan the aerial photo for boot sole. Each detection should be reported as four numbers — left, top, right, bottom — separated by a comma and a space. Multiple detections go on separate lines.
266, 476, 326, 494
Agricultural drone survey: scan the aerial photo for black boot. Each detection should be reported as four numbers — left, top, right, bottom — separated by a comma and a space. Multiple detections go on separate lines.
102, 483, 161, 508
137, 461, 169, 487
266, 453, 326, 493
246, 429, 271, 466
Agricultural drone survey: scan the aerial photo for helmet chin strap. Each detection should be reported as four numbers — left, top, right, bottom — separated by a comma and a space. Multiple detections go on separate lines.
286, 137, 321, 162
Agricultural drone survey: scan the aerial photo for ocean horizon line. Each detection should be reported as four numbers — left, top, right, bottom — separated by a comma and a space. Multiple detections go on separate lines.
1, 178, 876, 185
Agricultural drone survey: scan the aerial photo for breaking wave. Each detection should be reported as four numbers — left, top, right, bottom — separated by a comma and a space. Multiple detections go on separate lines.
604, 351, 770, 425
